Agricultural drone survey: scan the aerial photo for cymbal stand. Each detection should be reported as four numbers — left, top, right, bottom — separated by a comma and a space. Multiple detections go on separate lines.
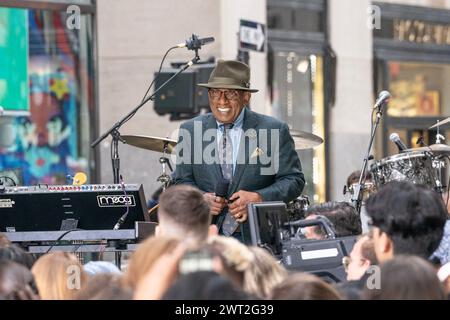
433, 125, 446, 193
157, 141, 173, 191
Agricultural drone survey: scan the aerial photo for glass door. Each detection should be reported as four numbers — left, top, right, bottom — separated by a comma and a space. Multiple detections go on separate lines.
270, 50, 326, 202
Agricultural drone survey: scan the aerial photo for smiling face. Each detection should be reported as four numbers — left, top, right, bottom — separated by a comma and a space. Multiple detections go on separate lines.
208, 89, 251, 124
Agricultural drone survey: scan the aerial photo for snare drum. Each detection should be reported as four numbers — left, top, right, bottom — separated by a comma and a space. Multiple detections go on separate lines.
370, 151, 438, 189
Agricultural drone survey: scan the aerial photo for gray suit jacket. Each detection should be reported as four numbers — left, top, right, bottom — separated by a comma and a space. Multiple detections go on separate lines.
174, 107, 305, 243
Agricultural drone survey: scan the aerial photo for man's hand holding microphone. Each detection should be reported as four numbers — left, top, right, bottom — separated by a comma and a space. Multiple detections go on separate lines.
203, 179, 262, 223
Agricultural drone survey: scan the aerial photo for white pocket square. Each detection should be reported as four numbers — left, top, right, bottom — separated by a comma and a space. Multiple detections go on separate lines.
251, 147, 264, 158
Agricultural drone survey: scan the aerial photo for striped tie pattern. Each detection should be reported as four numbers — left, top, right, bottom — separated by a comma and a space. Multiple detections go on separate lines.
219, 124, 239, 236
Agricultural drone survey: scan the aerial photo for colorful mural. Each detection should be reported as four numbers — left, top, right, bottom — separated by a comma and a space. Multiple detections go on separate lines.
0, 10, 90, 186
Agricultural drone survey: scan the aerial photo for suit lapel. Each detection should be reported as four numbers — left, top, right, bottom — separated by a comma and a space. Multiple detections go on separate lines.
229, 108, 258, 195
203, 114, 223, 182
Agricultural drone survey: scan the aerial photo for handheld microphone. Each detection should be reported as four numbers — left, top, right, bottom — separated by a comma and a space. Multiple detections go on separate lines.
214, 178, 229, 199
389, 132, 407, 152
373, 90, 391, 109
177, 34, 215, 51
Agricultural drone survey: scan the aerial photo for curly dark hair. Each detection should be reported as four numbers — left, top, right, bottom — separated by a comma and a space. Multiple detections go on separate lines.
305, 201, 362, 237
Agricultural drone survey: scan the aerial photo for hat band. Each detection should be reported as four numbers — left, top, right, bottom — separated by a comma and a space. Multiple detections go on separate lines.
207, 77, 250, 88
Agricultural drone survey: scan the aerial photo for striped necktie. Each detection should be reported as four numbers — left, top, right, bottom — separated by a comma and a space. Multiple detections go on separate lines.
219, 124, 239, 236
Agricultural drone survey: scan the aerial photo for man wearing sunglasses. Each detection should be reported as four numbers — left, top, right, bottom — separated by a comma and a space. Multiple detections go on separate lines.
174, 59, 305, 243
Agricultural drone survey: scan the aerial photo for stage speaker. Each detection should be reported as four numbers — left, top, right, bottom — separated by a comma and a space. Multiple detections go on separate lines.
153, 63, 215, 116
154, 69, 197, 115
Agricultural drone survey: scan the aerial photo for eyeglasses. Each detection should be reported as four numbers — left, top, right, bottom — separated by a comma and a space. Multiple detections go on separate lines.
208, 89, 240, 101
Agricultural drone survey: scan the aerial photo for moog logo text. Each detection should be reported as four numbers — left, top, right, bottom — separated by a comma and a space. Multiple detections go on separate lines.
97, 195, 136, 207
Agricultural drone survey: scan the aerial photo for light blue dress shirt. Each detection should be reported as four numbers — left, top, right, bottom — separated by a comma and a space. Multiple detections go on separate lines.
216, 107, 246, 174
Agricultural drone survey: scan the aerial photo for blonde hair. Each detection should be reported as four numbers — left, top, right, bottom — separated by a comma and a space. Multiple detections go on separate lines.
31, 252, 87, 300
207, 236, 254, 288
244, 246, 287, 298
123, 236, 180, 289
207, 236, 253, 272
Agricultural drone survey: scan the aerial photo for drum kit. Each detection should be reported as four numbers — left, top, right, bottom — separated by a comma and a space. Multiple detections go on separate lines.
367, 117, 450, 197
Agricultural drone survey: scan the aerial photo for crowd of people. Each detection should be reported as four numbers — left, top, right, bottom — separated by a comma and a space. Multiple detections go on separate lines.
0, 181, 449, 300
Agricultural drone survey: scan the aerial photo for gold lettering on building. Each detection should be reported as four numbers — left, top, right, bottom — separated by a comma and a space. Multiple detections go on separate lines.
393, 19, 450, 45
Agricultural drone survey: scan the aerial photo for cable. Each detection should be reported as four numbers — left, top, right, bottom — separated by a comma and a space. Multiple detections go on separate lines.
109, 45, 179, 131
0, 176, 17, 186
260, 243, 276, 257
45, 228, 81, 254
112, 175, 130, 230
370, 107, 376, 138
140, 45, 178, 104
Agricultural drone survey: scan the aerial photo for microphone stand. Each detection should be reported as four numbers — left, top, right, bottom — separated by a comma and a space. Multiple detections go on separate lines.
91, 48, 200, 270
352, 103, 386, 214
91, 53, 201, 184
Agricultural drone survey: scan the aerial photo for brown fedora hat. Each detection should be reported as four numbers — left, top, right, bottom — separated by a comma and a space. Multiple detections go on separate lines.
198, 59, 258, 92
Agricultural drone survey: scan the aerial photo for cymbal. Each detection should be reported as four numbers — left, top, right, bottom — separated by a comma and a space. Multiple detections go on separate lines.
429, 117, 450, 129
121, 135, 177, 153
290, 130, 324, 150
404, 143, 450, 154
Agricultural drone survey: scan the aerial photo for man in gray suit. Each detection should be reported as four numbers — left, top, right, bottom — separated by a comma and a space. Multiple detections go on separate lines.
174, 60, 305, 243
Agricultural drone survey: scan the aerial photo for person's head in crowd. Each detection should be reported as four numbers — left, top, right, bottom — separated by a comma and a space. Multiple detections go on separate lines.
83, 261, 121, 276
363, 255, 446, 300
304, 201, 362, 239
0, 243, 35, 269
271, 272, 342, 300
162, 271, 252, 300
156, 185, 217, 247
346, 170, 372, 189
207, 235, 254, 289
0, 233, 10, 246
243, 246, 287, 299
31, 252, 87, 300
344, 234, 378, 281
0, 260, 39, 300
346, 170, 374, 202
75, 273, 132, 300
124, 236, 180, 289
365, 181, 448, 262
437, 262, 450, 298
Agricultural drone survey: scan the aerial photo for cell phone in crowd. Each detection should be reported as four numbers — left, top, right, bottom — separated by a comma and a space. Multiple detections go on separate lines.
178, 248, 215, 275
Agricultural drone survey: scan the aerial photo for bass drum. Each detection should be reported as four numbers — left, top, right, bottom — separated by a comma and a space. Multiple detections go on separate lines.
370, 151, 439, 190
